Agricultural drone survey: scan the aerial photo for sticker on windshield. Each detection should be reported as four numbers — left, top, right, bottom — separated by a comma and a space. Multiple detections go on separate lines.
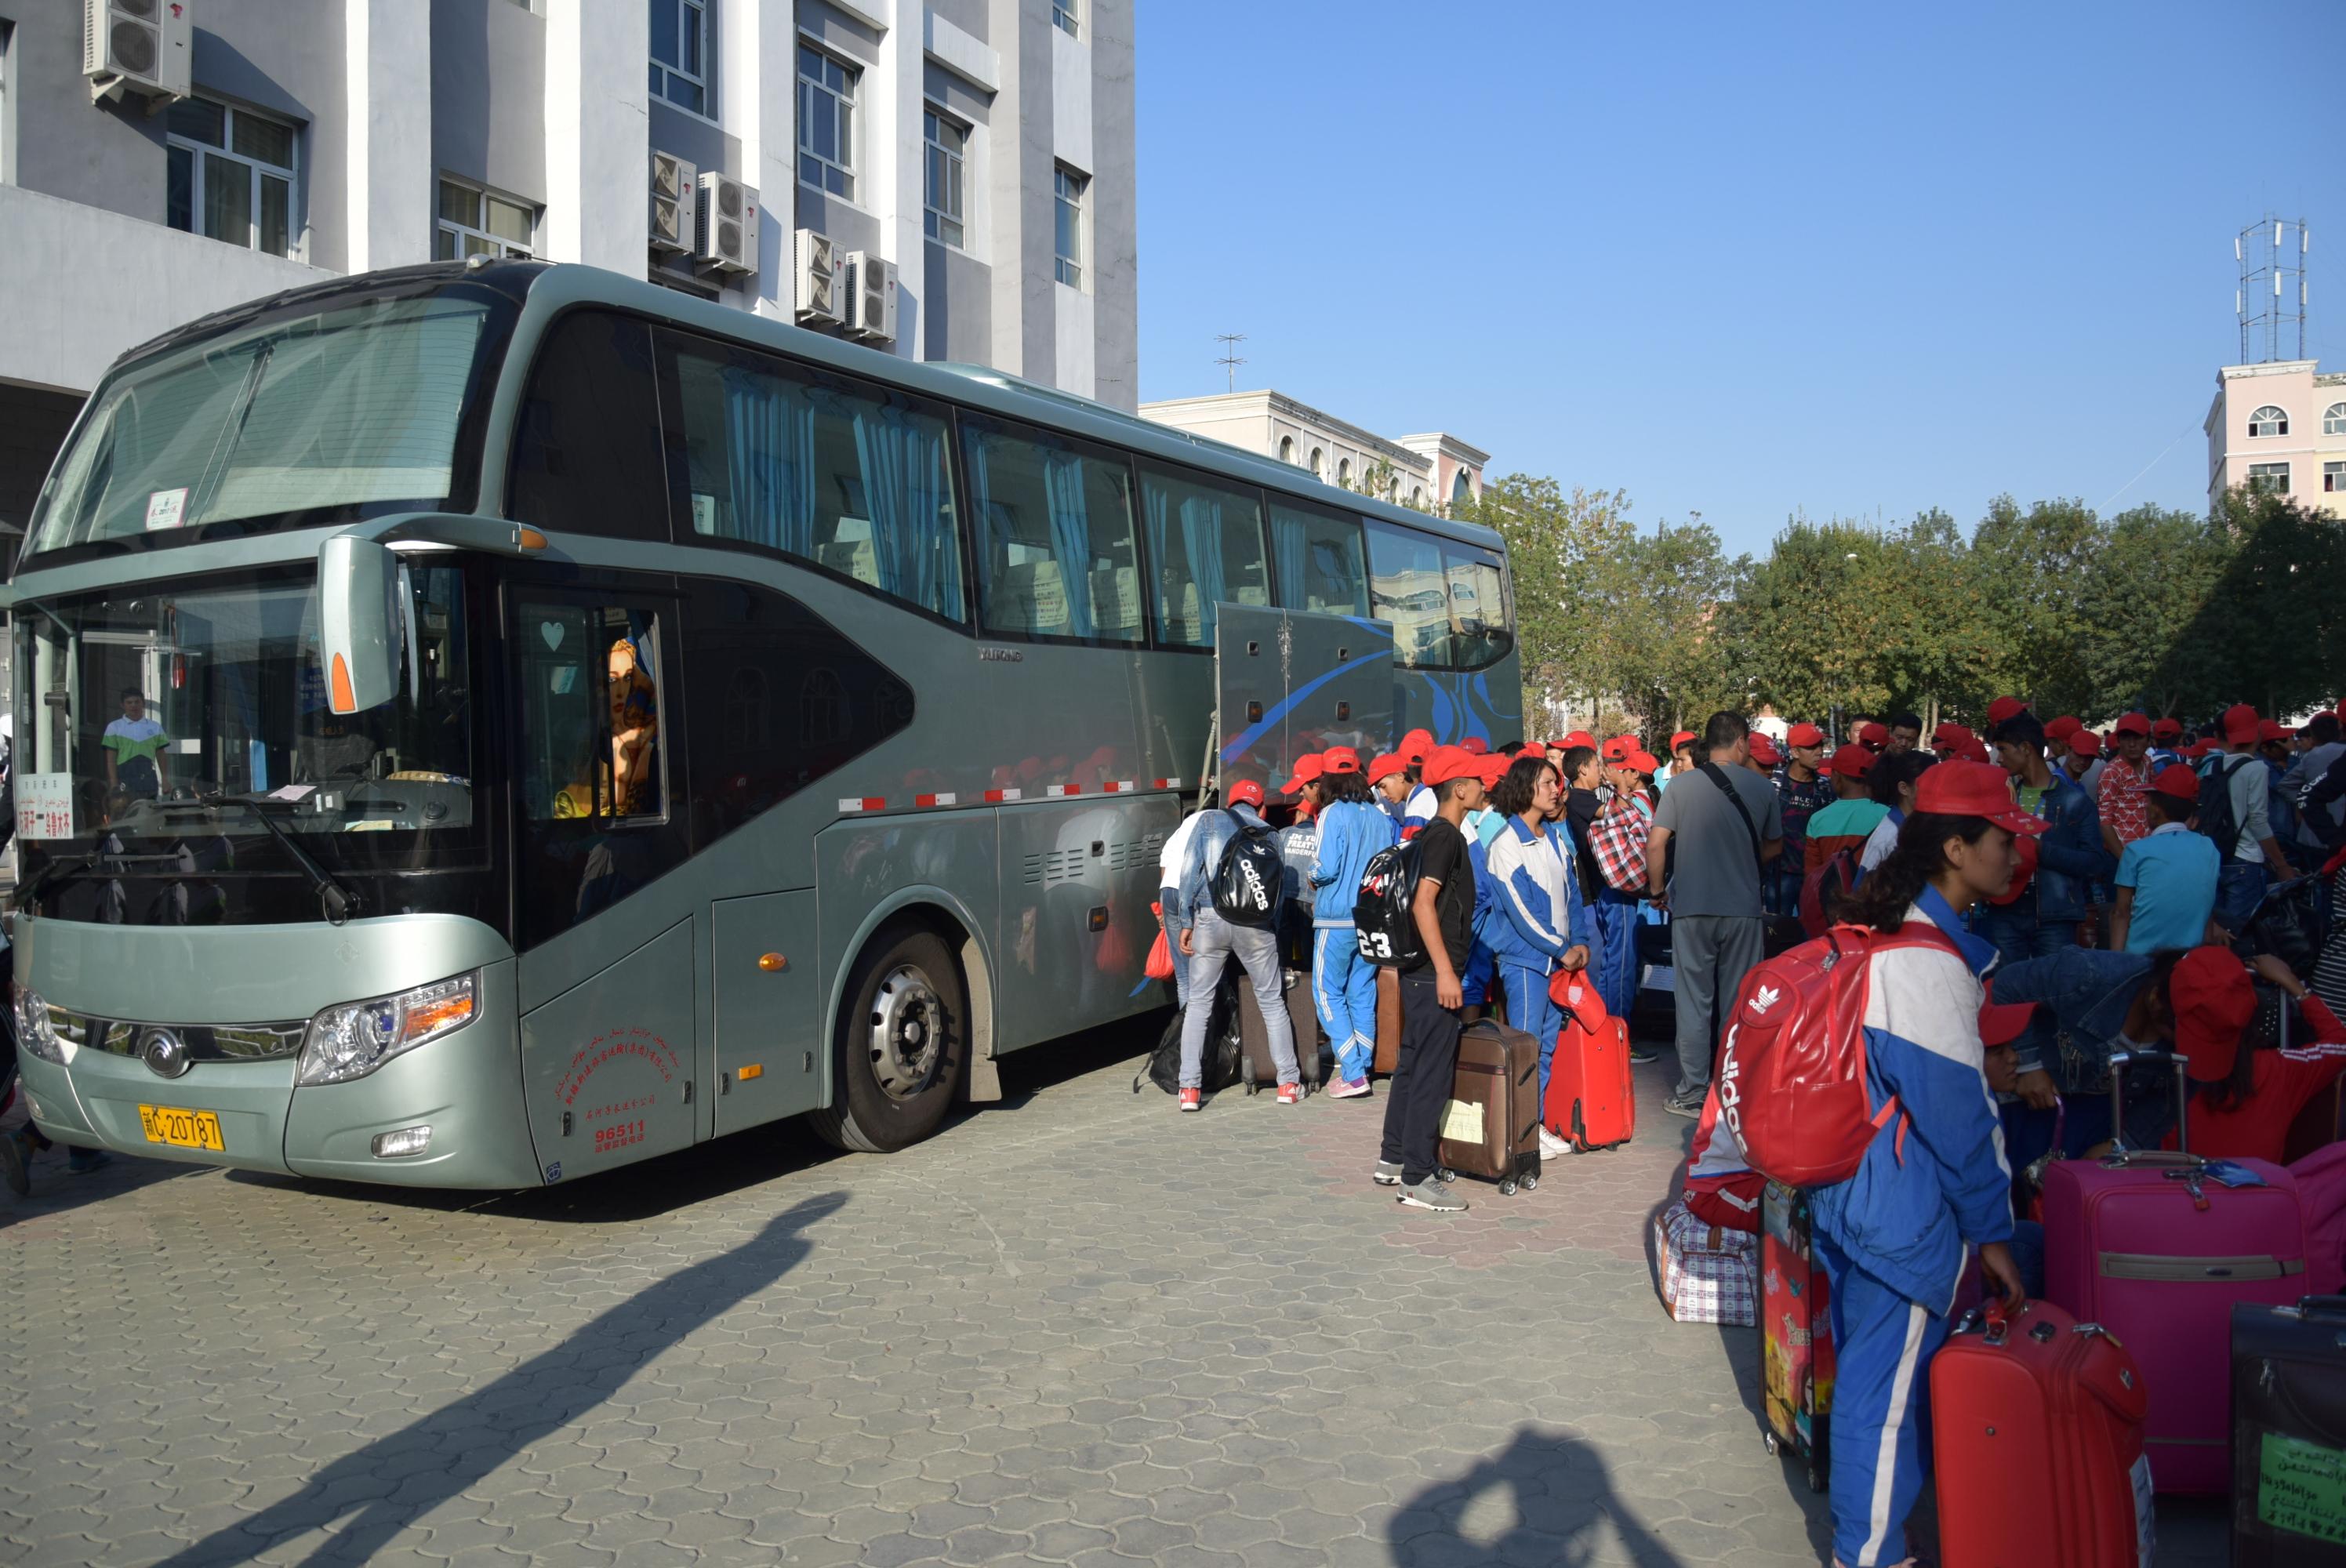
144, 488, 189, 530
16, 772, 74, 841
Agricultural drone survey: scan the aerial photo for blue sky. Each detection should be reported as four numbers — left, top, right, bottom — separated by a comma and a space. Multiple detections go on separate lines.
1133, 1, 2346, 557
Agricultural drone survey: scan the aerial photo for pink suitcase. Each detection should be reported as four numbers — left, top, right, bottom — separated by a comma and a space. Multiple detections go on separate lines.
2042, 1050, 2309, 1494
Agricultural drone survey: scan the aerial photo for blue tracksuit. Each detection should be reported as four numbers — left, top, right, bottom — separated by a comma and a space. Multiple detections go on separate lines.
1462, 829, 1498, 1007
1806, 887, 2014, 1566
1484, 815, 1596, 1094
1309, 799, 1398, 1082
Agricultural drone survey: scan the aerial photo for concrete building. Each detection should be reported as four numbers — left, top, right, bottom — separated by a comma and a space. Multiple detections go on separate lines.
1138, 389, 1487, 515
0, 0, 1137, 541
2204, 359, 2346, 518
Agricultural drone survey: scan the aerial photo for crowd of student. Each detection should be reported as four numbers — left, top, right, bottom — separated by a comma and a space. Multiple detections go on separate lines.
1155, 691, 2346, 1567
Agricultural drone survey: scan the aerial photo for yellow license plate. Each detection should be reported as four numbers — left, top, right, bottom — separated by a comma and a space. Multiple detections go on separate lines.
137, 1105, 225, 1152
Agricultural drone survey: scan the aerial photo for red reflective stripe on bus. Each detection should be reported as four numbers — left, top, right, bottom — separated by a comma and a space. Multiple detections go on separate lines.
1114, 781, 1135, 792
837, 797, 887, 811
1048, 785, 1080, 797
1100, 781, 1120, 793
984, 789, 1022, 803
915, 793, 959, 808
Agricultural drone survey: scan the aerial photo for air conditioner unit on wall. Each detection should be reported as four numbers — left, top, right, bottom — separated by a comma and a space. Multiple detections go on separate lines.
693, 172, 757, 275
83, 0, 193, 108
794, 229, 841, 324
648, 150, 697, 255
844, 252, 897, 343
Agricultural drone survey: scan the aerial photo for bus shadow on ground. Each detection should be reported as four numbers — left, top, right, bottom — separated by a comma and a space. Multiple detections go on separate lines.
1388, 1425, 1686, 1566
139, 1191, 848, 1568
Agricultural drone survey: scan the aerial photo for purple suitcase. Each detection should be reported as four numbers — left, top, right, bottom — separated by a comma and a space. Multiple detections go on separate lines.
2042, 1049, 2309, 1494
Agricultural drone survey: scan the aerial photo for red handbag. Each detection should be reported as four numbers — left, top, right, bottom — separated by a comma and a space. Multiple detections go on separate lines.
1144, 902, 1176, 981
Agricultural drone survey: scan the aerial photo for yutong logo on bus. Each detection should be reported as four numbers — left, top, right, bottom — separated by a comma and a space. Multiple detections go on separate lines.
142, 1029, 191, 1079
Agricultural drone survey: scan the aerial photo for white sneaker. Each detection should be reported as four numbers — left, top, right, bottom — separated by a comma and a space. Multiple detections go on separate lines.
1537, 1126, 1571, 1158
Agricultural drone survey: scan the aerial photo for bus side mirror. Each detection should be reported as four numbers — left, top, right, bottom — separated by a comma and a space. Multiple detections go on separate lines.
318, 535, 400, 714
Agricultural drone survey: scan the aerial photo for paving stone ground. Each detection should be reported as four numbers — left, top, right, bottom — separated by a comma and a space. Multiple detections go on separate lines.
3, 1014, 2227, 1566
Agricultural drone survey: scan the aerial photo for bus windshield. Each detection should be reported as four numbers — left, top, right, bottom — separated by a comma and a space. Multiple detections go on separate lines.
24, 286, 510, 559
12, 566, 488, 927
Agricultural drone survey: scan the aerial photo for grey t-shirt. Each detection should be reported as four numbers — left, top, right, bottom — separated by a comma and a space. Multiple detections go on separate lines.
1653, 758, 1784, 919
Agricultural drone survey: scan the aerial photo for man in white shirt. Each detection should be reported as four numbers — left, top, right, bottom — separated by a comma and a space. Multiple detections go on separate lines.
103, 688, 170, 800
1157, 804, 1209, 1009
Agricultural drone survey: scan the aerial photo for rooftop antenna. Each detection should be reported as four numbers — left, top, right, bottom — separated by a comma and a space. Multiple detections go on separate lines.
1212, 332, 1247, 394
2236, 216, 2310, 364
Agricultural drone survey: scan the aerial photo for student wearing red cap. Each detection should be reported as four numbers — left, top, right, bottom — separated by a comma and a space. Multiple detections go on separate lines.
1745, 731, 1781, 775
1484, 754, 1595, 1134
1800, 746, 1889, 869
1986, 695, 2030, 728
1308, 749, 1398, 1098
1376, 746, 1485, 1210
1804, 758, 2036, 1568
2097, 713, 2157, 855
2109, 764, 2220, 956
2150, 716, 2185, 768
1855, 720, 1890, 755
2203, 703, 2297, 931
2176, 953, 2346, 1163
1656, 730, 1698, 789
1773, 722, 1835, 915
1367, 752, 1412, 826
1274, 754, 1328, 964
2060, 727, 2103, 800
1170, 779, 1302, 1109
1280, 753, 1327, 818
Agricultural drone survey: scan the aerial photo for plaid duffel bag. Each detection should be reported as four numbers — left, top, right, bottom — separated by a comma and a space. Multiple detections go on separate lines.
1654, 1196, 1759, 1326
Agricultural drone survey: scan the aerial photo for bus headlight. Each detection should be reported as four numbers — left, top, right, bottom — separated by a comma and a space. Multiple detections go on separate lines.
11, 982, 79, 1065
299, 973, 478, 1086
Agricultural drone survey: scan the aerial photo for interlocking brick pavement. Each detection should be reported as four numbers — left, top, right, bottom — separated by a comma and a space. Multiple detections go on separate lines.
3, 1017, 2228, 1566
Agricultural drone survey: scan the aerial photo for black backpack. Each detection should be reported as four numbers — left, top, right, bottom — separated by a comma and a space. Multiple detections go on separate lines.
2196, 754, 2253, 864
1210, 809, 1283, 929
1132, 973, 1243, 1094
1351, 839, 1425, 968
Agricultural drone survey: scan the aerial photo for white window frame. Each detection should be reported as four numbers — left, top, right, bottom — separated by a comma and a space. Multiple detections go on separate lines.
1053, 0, 1080, 38
2248, 404, 2290, 437
1053, 164, 1087, 289
165, 96, 301, 260
2247, 462, 2291, 495
650, 0, 710, 118
798, 43, 859, 201
436, 176, 537, 261
2324, 402, 2346, 436
2325, 461, 2344, 494
922, 106, 967, 249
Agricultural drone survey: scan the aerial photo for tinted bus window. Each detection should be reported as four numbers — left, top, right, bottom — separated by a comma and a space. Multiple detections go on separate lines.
1364, 519, 1514, 670
962, 412, 1144, 643
1137, 462, 1269, 648
1447, 545, 1513, 670
665, 334, 966, 622
1269, 497, 1369, 618
508, 310, 671, 540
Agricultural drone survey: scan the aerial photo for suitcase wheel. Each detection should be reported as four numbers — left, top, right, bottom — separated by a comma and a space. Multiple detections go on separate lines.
1498, 1178, 1517, 1197
1521, 1174, 1538, 1192
1804, 1464, 1824, 1494
1761, 1432, 1780, 1458
1435, 1167, 1457, 1183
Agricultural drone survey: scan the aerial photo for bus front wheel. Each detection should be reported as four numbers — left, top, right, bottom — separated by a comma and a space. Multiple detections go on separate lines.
810, 925, 966, 1153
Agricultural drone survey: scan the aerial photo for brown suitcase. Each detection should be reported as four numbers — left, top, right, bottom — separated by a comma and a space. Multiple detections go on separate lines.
1373, 966, 1401, 1076
1436, 1020, 1542, 1196
1237, 968, 1328, 1094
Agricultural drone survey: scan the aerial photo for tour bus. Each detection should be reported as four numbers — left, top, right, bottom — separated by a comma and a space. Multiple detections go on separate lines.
5, 260, 1517, 1189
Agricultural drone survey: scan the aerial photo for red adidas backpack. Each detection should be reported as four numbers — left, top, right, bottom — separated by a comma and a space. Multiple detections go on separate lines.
1714, 921, 1958, 1187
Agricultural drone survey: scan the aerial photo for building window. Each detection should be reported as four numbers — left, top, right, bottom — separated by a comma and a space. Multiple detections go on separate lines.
2326, 461, 2344, 494
1451, 470, 1473, 506
166, 97, 299, 259
1053, 1, 1080, 39
1053, 165, 1086, 287
436, 179, 536, 260
649, 0, 708, 115
923, 108, 966, 248
1309, 448, 1324, 480
2247, 462, 2291, 495
1408, 486, 1424, 507
1335, 457, 1353, 488
2325, 402, 2346, 436
798, 45, 857, 200
2248, 405, 2290, 437
1277, 436, 1295, 463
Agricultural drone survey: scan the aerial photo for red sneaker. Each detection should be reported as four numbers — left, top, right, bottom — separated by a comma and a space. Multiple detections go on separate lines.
1276, 1082, 1303, 1105
1178, 1087, 1202, 1112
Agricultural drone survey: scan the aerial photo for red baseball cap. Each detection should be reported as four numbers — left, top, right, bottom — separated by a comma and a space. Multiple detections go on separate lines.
1476, 753, 1511, 786
1226, 779, 1266, 808
1520, 741, 1548, 760
1748, 733, 1783, 766
1857, 722, 1890, 750
1931, 721, 1965, 743
1670, 730, 1698, 750
2171, 947, 2255, 1082
2258, 720, 2295, 744
1786, 721, 1825, 749
2065, 730, 2102, 758
1398, 729, 1435, 764
2112, 712, 2152, 737
1602, 734, 1639, 762
2045, 716, 2082, 740
1625, 750, 1661, 774
1422, 745, 1479, 786
1280, 753, 1325, 793
1366, 752, 1407, 785
1461, 736, 1489, 756
1828, 746, 1874, 779
2221, 703, 2261, 746
1987, 697, 2030, 726
1321, 746, 1361, 775
2153, 716, 2185, 742
1915, 759, 2049, 833
1978, 978, 2036, 1048
1564, 731, 1598, 750
2150, 763, 2200, 802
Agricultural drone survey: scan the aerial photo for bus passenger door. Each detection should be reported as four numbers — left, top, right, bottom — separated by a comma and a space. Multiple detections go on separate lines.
710, 890, 822, 1133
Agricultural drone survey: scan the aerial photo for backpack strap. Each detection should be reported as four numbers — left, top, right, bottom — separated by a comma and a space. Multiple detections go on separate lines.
1698, 761, 1765, 870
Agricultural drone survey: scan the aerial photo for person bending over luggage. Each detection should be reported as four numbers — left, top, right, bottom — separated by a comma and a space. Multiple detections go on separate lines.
1308, 749, 1397, 1099
1807, 760, 2034, 1568
1375, 746, 1485, 1212
1172, 780, 1302, 1110
2161, 952, 2346, 1163
1483, 755, 1594, 1132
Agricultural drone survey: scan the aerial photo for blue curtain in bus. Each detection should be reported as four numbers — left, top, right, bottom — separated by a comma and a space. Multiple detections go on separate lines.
1041, 452, 1095, 639
720, 366, 815, 557
1179, 493, 1227, 644
852, 404, 962, 619
1272, 510, 1308, 615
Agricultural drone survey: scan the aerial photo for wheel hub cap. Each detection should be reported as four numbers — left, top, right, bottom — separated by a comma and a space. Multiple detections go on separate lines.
867, 964, 943, 1100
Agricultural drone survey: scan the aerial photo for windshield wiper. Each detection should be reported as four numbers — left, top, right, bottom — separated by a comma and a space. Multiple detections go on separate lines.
201, 793, 365, 925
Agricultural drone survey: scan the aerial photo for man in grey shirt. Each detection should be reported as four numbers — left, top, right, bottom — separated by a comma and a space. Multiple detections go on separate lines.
1646, 711, 1784, 1118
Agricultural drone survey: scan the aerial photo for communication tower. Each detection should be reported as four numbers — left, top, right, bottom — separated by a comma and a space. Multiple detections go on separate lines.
2237, 217, 2309, 364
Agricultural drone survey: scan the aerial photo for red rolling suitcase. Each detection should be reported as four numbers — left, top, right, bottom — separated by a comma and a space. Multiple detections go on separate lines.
1931, 1297, 2155, 1568
2043, 1049, 2309, 1494
1544, 971, 1634, 1152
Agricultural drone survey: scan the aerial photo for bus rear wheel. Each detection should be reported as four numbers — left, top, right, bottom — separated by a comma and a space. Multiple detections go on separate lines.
809, 925, 966, 1153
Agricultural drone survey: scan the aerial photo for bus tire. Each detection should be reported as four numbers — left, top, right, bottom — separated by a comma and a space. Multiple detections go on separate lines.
809, 925, 965, 1154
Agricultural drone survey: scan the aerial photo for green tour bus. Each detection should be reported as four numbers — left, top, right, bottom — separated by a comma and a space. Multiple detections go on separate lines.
5, 260, 1517, 1189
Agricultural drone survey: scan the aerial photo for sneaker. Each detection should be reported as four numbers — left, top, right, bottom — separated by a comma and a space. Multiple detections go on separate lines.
1662, 1087, 1705, 1120
1276, 1082, 1303, 1105
1326, 1076, 1372, 1100
1371, 1160, 1405, 1186
1397, 1178, 1468, 1213
1537, 1126, 1571, 1159
1, 1131, 27, 1197
67, 1148, 113, 1174
1628, 1041, 1660, 1064
1178, 1088, 1202, 1112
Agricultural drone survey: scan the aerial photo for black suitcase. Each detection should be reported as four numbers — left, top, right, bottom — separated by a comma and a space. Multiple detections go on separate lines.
2231, 1294, 2346, 1566
1237, 967, 1327, 1094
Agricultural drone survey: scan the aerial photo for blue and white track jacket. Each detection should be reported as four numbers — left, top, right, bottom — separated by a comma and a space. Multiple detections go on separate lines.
1482, 814, 1596, 971
1309, 800, 1400, 931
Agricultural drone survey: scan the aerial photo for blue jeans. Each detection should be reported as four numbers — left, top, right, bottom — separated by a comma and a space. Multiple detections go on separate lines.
1498, 960, 1565, 1098
2216, 860, 2269, 935
1179, 912, 1297, 1089
1161, 885, 1189, 1010
1974, 904, 2077, 1080
1589, 892, 1640, 1022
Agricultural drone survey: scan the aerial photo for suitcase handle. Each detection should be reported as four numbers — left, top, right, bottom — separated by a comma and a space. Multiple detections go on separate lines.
2104, 1048, 2191, 1160
2286, 1294, 2346, 1319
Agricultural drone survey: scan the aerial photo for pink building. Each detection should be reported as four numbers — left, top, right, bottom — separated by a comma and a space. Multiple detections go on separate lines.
2204, 359, 2346, 517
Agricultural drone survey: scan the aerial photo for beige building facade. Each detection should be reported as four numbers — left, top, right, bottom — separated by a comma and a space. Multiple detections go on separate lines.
2203, 359, 2346, 517
1138, 389, 1486, 514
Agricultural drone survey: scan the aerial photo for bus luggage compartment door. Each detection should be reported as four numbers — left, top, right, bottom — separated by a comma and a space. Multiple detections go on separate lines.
1215, 606, 1394, 801
518, 917, 699, 1181
710, 890, 821, 1134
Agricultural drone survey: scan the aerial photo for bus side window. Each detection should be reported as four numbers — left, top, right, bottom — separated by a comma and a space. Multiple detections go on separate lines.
1136, 461, 1269, 648
518, 602, 666, 823
508, 311, 671, 541
1364, 519, 1452, 668
1269, 499, 1368, 618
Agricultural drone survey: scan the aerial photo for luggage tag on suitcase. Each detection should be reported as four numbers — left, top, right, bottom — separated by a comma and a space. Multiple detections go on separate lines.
2195, 1160, 2272, 1189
